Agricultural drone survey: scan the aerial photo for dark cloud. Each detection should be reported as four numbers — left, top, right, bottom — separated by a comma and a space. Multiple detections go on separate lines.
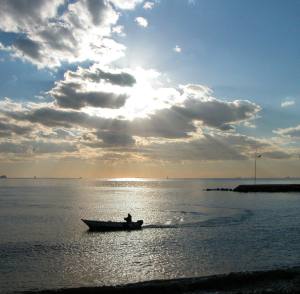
0, 140, 77, 154
4, 108, 129, 137
0, 0, 63, 32
37, 24, 77, 53
0, 121, 32, 137
86, 0, 107, 25
95, 130, 135, 146
261, 151, 292, 159
174, 97, 260, 131
32, 141, 77, 154
3, 97, 259, 141
36, 128, 76, 140
0, 142, 27, 153
79, 68, 136, 86
96, 152, 135, 161
1, 80, 261, 145
51, 81, 128, 109
3, 106, 190, 140
6, 107, 86, 128
132, 109, 195, 138
0, 106, 293, 161
127, 96, 260, 138
13, 38, 42, 60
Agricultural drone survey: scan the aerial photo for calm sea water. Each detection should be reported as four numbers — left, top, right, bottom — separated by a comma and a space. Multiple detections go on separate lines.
1, 178, 300, 293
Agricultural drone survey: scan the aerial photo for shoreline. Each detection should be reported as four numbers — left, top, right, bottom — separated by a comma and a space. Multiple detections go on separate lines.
20, 266, 300, 294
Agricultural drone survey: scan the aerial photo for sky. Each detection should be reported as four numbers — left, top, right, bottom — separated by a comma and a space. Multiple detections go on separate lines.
0, 0, 299, 178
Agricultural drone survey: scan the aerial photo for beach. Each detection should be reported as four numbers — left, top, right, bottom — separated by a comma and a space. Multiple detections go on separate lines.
21, 267, 300, 294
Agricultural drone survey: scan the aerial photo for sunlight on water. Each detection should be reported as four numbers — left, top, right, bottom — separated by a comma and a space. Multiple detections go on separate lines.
1, 178, 300, 293
107, 177, 157, 182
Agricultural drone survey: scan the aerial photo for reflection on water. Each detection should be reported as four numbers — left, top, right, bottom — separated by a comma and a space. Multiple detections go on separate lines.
1, 178, 300, 293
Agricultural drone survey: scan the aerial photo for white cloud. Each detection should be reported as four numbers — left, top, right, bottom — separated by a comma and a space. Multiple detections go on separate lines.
0, 1, 132, 68
281, 99, 295, 108
135, 17, 148, 27
274, 125, 300, 138
143, 1, 155, 10
112, 25, 126, 36
110, 0, 143, 10
174, 45, 182, 53
0, 0, 64, 32
243, 121, 256, 128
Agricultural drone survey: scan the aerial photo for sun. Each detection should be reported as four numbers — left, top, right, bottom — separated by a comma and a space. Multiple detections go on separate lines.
83, 67, 183, 120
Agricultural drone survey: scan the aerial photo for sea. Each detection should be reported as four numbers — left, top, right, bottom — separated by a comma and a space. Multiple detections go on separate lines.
1, 178, 300, 293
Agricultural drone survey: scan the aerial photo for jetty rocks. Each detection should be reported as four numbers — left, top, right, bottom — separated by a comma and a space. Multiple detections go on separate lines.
205, 184, 300, 193
233, 184, 300, 193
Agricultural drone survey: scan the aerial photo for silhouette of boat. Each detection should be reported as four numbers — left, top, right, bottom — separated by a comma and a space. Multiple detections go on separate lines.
81, 219, 143, 231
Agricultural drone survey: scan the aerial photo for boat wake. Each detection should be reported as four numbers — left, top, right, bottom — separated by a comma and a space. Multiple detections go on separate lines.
143, 209, 253, 230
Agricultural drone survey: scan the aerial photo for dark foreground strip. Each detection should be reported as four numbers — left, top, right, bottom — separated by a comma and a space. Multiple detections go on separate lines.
19, 267, 300, 294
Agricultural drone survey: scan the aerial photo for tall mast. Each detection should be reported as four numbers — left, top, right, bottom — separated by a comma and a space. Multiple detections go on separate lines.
254, 146, 257, 184
254, 113, 257, 185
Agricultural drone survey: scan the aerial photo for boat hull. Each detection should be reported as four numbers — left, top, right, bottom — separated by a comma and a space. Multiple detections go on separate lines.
81, 219, 143, 231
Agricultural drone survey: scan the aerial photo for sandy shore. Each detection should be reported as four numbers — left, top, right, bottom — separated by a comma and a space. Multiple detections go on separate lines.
20, 267, 300, 294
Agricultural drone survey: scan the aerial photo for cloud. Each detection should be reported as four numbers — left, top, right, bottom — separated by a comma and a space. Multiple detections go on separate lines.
50, 81, 128, 109
13, 38, 42, 60
127, 132, 283, 162
3, 77, 261, 138
47, 64, 137, 110
135, 17, 148, 27
281, 99, 295, 108
0, 65, 266, 161
173, 84, 261, 131
0, 0, 130, 67
1, 103, 293, 162
111, 0, 144, 10
4, 91, 260, 140
143, 134, 248, 161
91, 131, 136, 147
188, 0, 196, 5
0, 121, 32, 137
66, 65, 136, 87
274, 125, 300, 138
173, 45, 182, 53
112, 25, 126, 36
0, 140, 77, 154
0, 0, 64, 32
143, 2, 155, 10
261, 151, 292, 159
5, 107, 94, 128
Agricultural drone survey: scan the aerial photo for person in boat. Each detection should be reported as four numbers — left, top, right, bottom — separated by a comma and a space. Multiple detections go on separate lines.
124, 213, 132, 223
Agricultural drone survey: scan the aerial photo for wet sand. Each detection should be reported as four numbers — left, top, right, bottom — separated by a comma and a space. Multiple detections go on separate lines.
20, 267, 300, 294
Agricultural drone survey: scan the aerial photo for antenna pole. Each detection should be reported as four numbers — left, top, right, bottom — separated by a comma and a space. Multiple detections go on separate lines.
254, 113, 257, 185
254, 151, 257, 185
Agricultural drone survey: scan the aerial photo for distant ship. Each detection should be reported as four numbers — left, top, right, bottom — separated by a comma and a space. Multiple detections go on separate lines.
0, 175, 7, 179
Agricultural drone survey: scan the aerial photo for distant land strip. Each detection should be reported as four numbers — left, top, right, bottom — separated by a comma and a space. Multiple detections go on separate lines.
19, 266, 300, 294
1, 177, 82, 180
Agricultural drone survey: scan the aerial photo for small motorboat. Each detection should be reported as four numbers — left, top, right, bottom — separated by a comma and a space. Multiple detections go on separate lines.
81, 219, 143, 231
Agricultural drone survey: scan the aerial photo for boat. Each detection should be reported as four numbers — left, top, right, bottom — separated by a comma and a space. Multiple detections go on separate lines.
81, 219, 144, 231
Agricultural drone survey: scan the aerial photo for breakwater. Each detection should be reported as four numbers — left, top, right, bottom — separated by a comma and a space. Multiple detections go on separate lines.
234, 184, 300, 193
